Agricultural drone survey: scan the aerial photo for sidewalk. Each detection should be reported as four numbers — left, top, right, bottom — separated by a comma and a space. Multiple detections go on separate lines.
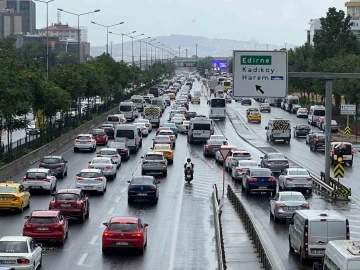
220, 194, 263, 269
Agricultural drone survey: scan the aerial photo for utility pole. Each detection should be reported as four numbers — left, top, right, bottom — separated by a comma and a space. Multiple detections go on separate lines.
178, 46, 181, 57
110, 41, 113, 56
195, 44, 198, 62
266, 44, 269, 50
185, 49, 188, 58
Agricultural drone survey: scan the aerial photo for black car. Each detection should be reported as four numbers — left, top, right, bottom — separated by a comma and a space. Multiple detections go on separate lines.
241, 99, 252, 105
127, 176, 160, 204
203, 140, 223, 157
185, 111, 197, 120
274, 98, 282, 107
309, 133, 325, 152
293, 124, 311, 138
99, 124, 115, 139
107, 141, 130, 161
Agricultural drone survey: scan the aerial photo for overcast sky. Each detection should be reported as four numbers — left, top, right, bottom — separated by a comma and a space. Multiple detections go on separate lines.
35, 0, 345, 47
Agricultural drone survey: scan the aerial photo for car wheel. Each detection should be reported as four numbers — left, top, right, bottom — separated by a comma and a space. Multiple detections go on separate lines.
154, 197, 158, 204
128, 198, 133, 204
74, 148, 78, 153
64, 170, 68, 176
85, 206, 89, 217
19, 202, 24, 213
163, 171, 167, 177
141, 170, 145, 175
289, 237, 294, 252
79, 211, 86, 223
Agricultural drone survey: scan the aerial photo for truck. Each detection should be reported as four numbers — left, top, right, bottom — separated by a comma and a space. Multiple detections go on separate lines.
143, 106, 161, 128
149, 87, 159, 97
130, 95, 144, 112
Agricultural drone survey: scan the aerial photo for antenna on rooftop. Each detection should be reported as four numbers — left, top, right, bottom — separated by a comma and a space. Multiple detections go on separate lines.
57, 10, 61, 24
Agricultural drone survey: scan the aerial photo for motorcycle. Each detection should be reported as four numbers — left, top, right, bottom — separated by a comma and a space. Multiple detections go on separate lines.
184, 169, 193, 183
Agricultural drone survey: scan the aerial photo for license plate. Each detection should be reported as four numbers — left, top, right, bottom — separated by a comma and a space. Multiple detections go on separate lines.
116, 242, 129, 246
31, 186, 41, 189
287, 207, 298, 210
296, 184, 304, 187
61, 204, 71, 207
258, 186, 267, 189
80, 141, 86, 144
37, 227, 49, 231
86, 186, 94, 188
138, 193, 147, 196
0, 260, 16, 264
0, 198, 8, 201
312, 250, 325, 254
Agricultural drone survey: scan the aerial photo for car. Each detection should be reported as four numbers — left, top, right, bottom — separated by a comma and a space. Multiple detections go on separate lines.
0, 236, 42, 270
231, 160, 259, 180
114, 114, 127, 124
49, 189, 89, 222
215, 145, 238, 164
278, 168, 313, 192
25, 120, 40, 136
247, 111, 261, 123
134, 122, 149, 137
0, 181, 30, 212
107, 142, 130, 161
178, 120, 190, 133
96, 148, 122, 169
321, 119, 339, 133
270, 191, 310, 222
246, 107, 259, 116
91, 129, 108, 145
290, 104, 301, 114
241, 168, 276, 195
151, 144, 174, 164
293, 124, 311, 138
224, 150, 252, 170
168, 92, 176, 99
133, 106, 140, 118
260, 153, 289, 173
75, 169, 107, 194
173, 113, 186, 120
102, 217, 148, 254
99, 124, 115, 138
127, 176, 160, 204
309, 133, 325, 152
316, 116, 326, 129
170, 117, 184, 126
241, 99, 252, 105
210, 135, 228, 145
296, 108, 308, 118
23, 210, 69, 245
73, 134, 97, 152
88, 157, 117, 180
305, 130, 322, 144
169, 110, 181, 120
135, 119, 152, 132
225, 95, 232, 103
185, 111, 197, 120
39, 155, 68, 179
141, 152, 168, 176
153, 135, 173, 149
158, 130, 176, 147
203, 139, 223, 157
163, 122, 179, 136
156, 127, 171, 136
21, 168, 57, 194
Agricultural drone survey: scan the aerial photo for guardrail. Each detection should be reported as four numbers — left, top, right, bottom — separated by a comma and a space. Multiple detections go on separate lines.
227, 185, 286, 270
212, 184, 225, 270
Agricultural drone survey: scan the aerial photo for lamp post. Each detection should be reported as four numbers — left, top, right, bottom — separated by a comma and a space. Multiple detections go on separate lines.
129, 33, 144, 65
109, 31, 136, 62
145, 39, 155, 68
178, 46, 181, 57
195, 44, 198, 62
137, 37, 151, 69
34, 0, 54, 77
58, 8, 100, 63
91, 21, 124, 54
110, 41, 113, 56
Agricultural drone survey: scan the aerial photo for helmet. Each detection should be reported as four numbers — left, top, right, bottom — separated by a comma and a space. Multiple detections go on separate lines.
187, 158, 191, 162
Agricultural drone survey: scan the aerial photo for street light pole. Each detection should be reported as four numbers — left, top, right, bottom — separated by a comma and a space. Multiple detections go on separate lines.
110, 41, 113, 56
91, 21, 124, 54
178, 46, 181, 57
131, 37, 134, 65
195, 44, 198, 62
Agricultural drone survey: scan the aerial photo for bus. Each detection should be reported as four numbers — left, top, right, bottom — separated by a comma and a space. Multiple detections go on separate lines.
209, 98, 226, 119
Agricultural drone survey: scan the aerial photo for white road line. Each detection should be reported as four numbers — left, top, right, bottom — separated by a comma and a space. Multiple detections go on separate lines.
350, 225, 360, 229
114, 196, 121, 203
348, 219, 360, 223
108, 207, 115, 214
121, 187, 127, 193
77, 253, 88, 265
351, 231, 360, 235
90, 235, 98, 244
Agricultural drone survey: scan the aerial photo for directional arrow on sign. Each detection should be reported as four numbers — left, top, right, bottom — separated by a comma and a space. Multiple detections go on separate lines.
255, 85, 264, 95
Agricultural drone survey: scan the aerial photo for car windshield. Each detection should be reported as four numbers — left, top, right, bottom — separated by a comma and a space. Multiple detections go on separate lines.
120, 105, 132, 112
250, 170, 272, 177
26, 172, 47, 179
331, 120, 337, 125
132, 177, 154, 185
154, 145, 171, 150
183, 121, 190, 125
280, 195, 305, 201
164, 123, 175, 128
91, 159, 111, 164
0, 187, 16, 193
298, 125, 310, 129
99, 150, 117, 155
268, 154, 285, 160
92, 129, 105, 135
107, 116, 120, 122
299, 108, 308, 112
0, 241, 28, 253
116, 130, 134, 139
156, 137, 170, 141
233, 152, 250, 157
211, 135, 225, 140
207, 140, 222, 145
172, 118, 183, 122
108, 142, 126, 149
77, 136, 91, 140
55, 193, 79, 201
288, 170, 309, 176
108, 223, 138, 232
29, 217, 57, 224
41, 157, 60, 163
160, 132, 173, 136
145, 155, 163, 161
78, 172, 102, 178
251, 112, 260, 115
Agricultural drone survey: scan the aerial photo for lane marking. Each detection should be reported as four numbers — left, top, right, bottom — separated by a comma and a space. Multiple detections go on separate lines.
114, 196, 121, 203
121, 187, 127, 193
77, 253, 88, 265
90, 235, 98, 244
108, 207, 115, 214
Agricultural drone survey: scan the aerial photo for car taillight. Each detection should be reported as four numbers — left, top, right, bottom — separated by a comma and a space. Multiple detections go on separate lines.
285, 177, 293, 181
352, 148, 355, 154
39, 163, 45, 167
24, 224, 32, 229
12, 196, 20, 201
95, 177, 103, 181
97, 155, 102, 157
104, 232, 113, 237
121, 149, 127, 153
75, 139, 80, 142
17, 258, 30, 264
45, 177, 51, 182
167, 142, 171, 144
248, 177, 257, 182
205, 145, 210, 149
112, 155, 118, 158
87, 140, 92, 143
57, 164, 63, 168
302, 203, 310, 209
106, 165, 113, 169
306, 177, 312, 181
49, 201, 55, 208
22, 177, 28, 182
276, 203, 286, 208
88, 165, 94, 168
269, 177, 277, 182
76, 177, 84, 181
151, 186, 157, 191
236, 168, 243, 172
131, 233, 143, 238
129, 185, 135, 189
53, 224, 62, 229
76, 200, 83, 208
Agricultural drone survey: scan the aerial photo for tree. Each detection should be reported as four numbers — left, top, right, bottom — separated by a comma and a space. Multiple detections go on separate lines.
196, 56, 213, 76
57, 52, 78, 65
228, 58, 233, 74
19, 41, 58, 68
313, 7, 358, 62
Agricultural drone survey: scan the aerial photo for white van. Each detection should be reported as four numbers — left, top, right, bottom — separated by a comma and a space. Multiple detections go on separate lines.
119, 101, 135, 121
289, 210, 349, 263
313, 240, 360, 270
107, 115, 122, 125
308, 105, 326, 125
131, 95, 144, 112
114, 124, 141, 152
209, 98, 226, 119
187, 118, 214, 144
265, 118, 291, 143
151, 97, 165, 113
283, 95, 300, 112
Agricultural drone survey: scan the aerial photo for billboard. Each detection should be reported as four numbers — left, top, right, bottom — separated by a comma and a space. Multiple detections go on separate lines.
211, 60, 228, 71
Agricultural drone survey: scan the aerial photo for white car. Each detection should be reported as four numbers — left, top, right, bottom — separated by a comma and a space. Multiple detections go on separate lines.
171, 117, 184, 126
296, 108, 308, 118
21, 168, 57, 194
225, 150, 252, 170
169, 110, 181, 120
134, 122, 149, 136
173, 114, 185, 120
75, 169, 107, 194
135, 119, 152, 132
231, 160, 259, 180
177, 107, 187, 115
114, 114, 127, 123
88, 157, 117, 180
178, 120, 190, 133
278, 168, 313, 192
96, 148, 122, 168
210, 135, 228, 144
74, 134, 97, 152
0, 236, 42, 270
215, 145, 238, 164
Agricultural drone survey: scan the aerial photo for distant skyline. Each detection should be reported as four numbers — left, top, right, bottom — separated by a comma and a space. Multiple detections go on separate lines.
34, 0, 345, 48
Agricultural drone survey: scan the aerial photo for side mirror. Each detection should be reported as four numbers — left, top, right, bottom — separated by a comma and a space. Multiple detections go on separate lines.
289, 219, 294, 225
64, 161, 68, 163
127, 180, 131, 183
157, 181, 161, 184
141, 156, 144, 159
260, 157, 263, 159
113, 161, 117, 164
258, 164, 261, 167
103, 222, 108, 226
76, 173, 79, 177
24, 216, 29, 219
150, 147, 153, 149
85, 194, 89, 197
37, 243, 43, 248
313, 262, 321, 270
143, 223, 148, 227
152, 139, 154, 140
88, 161, 91, 163
265, 126, 268, 130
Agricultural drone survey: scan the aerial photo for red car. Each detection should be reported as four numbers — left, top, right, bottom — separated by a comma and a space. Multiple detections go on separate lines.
102, 217, 148, 254
156, 127, 171, 136
49, 189, 90, 223
23, 210, 69, 245
91, 129, 108, 145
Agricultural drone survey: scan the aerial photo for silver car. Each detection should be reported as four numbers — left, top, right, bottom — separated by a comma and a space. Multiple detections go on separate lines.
260, 152, 289, 173
278, 168, 313, 192
96, 148, 122, 169
171, 117, 184, 126
74, 134, 97, 152
231, 160, 259, 180
141, 152, 168, 176
178, 120, 190, 133
215, 145, 238, 164
21, 168, 57, 194
88, 157, 117, 179
75, 169, 107, 194
136, 119, 152, 132
270, 191, 310, 222
259, 103, 271, 112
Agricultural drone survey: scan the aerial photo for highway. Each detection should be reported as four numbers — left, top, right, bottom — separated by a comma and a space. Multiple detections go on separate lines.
0, 80, 221, 270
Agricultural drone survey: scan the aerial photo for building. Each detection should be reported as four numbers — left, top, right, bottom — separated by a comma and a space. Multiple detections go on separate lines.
79, 26, 87, 42
0, 1, 6, 11
0, 8, 26, 37
37, 22, 80, 40
6, 0, 36, 34
308, 19, 321, 45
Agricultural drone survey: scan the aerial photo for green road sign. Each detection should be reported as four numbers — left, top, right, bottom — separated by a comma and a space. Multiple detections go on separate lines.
183, 61, 197, 67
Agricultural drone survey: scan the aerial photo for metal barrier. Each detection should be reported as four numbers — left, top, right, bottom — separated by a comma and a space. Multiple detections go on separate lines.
319, 172, 351, 200
227, 185, 286, 270
212, 184, 225, 270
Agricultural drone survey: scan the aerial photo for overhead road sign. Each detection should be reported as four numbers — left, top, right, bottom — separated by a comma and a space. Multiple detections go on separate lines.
344, 126, 351, 135
183, 61, 197, 68
219, 147, 232, 160
341, 104, 356, 115
232, 50, 288, 98
334, 162, 344, 178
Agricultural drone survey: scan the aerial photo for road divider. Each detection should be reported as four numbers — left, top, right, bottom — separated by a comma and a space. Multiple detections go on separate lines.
227, 185, 286, 270
212, 184, 225, 270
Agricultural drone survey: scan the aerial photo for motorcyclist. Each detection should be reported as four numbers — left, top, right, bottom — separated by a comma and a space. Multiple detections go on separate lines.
184, 158, 194, 179
188, 93, 192, 100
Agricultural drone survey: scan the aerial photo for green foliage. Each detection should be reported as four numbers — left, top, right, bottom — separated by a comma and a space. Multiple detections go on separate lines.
228, 59, 233, 74
196, 56, 213, 76
57, 52, 78, 65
